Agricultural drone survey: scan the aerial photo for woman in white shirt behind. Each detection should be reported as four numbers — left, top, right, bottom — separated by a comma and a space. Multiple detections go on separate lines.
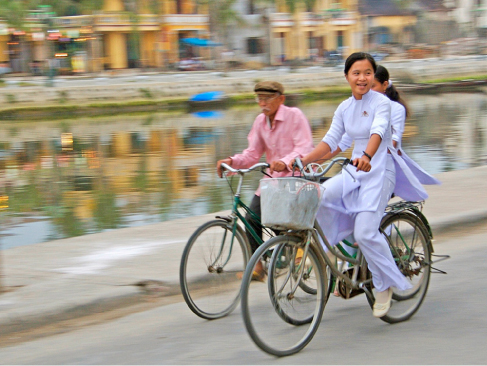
372, 65, 441, 185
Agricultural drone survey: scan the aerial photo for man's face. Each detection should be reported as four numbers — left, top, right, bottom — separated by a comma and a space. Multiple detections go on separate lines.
256, 93, 285, 117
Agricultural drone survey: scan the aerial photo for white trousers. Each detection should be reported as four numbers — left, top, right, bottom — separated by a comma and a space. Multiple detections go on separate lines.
316, 156, 412, 292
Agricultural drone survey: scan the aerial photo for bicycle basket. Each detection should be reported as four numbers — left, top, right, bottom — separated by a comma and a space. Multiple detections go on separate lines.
259, 177, 324, 230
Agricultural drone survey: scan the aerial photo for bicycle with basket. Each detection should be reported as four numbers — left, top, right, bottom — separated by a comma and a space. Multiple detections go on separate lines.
240, 157, 449, 356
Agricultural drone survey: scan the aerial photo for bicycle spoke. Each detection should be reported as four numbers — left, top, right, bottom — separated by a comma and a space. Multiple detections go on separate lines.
241, 235, 326, 356
180, 220, 249, 319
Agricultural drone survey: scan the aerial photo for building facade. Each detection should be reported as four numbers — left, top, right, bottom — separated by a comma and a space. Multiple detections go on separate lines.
2, 0, 482, 73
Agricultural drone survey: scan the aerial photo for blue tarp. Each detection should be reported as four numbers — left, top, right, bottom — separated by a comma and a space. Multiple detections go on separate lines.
189, 91, 225, 102
181, 38, 222, 47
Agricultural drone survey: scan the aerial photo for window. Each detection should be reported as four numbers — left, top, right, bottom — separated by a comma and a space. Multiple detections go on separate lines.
248, 0, 256, 14
337, 31, 344, 48
247, 37, 264, 54
305, 0, 313, 12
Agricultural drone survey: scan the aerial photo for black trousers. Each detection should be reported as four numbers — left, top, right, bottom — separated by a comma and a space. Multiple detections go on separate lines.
245, 194, 262, 253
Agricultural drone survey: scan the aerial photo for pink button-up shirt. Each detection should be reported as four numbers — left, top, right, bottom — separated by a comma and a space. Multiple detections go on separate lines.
231, 104, 314, 194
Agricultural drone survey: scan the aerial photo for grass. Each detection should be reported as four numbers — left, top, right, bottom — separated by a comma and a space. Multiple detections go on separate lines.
0, 97, 189, 121
422, 75, 487, 84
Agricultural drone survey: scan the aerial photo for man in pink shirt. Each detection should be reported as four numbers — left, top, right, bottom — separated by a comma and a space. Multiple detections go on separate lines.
217, 81, 314, 278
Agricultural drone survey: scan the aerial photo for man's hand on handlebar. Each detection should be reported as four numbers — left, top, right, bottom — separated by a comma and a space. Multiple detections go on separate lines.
270, 160, 286, 173
217, 158, 232, 178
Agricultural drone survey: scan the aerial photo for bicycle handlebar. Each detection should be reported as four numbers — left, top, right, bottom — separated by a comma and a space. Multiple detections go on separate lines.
294, 157, 356, 182
221, 162, 270, 175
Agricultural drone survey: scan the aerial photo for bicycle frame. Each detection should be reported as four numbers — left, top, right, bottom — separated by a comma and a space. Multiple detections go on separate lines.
312, 223, 373, 297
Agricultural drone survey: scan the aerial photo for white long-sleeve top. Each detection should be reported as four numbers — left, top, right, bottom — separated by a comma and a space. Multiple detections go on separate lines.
391, 100, 405, 148
335, 97, 440, 188
322, 90, 393, 213
322, 90, 428, 214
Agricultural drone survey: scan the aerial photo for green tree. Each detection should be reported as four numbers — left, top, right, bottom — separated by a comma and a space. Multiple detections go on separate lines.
198, 0, 246, 48
0, 0, 32, 72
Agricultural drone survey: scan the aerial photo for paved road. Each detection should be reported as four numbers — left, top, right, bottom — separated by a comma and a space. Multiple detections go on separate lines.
1, 165, 487, 339
0, 223, 484, 364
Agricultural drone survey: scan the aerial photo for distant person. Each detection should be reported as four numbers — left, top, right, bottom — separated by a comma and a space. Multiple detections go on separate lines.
217, 81, 314, 280
46, 57, 60, 86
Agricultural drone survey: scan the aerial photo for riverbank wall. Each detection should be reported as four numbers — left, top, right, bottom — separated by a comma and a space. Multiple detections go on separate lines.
0, 56, 486, 121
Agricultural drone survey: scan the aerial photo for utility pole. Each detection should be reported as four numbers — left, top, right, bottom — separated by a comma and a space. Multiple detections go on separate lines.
0, 195, 7, 294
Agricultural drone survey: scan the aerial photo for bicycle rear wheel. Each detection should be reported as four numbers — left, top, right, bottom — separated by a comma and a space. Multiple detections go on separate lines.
241, 235, 326, 357
378, 212, 432, 323
180, 219, 250, 319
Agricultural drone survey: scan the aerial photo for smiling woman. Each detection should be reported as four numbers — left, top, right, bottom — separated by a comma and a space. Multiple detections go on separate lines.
294, 51, 433, 318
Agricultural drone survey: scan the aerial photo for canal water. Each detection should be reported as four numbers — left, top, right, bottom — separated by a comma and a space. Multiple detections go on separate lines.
0, 92, 486, 248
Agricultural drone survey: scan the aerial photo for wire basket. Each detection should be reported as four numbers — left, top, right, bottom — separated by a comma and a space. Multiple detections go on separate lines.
259, 177, 324, 230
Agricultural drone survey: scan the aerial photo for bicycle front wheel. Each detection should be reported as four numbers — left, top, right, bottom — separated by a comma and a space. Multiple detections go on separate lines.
379, 212, 432, 323
241, 235, 326, 357
268, 237, 329, 325
180, 219, 250, 320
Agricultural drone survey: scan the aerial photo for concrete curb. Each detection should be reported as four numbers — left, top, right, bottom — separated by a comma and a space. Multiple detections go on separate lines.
0, 282, 182, 339
428, 209, 487, 234
0, 291, 144, 337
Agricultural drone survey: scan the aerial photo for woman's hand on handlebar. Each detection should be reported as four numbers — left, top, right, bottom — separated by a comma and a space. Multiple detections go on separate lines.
351, 156, 371, 172
288, 158, 302, 171
217, 158, 232, 178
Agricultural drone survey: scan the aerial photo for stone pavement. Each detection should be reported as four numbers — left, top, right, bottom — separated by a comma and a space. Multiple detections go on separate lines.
0, 165, 486, 337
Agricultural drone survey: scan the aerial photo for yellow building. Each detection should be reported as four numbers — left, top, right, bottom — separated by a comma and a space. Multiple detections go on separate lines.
96, 0, 209, 69
0, 0, 417, 72
358, 0, 416, 50
8, 0, 211, 72
269, 0, 416, 64
0, 22, 8, 64
270, 0, 362, 64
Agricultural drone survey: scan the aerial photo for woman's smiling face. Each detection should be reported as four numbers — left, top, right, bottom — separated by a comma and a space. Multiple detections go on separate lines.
345, 59, 375, 100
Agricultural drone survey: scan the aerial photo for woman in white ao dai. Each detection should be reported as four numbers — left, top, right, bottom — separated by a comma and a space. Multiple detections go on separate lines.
291, 53, 412, 318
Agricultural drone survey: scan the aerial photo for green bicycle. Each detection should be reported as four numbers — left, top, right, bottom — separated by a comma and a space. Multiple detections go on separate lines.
179, 162, 272, 320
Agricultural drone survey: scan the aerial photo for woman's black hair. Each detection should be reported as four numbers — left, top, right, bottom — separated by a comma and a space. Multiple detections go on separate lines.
375, 65, 410, 117
344, 52, 377, 75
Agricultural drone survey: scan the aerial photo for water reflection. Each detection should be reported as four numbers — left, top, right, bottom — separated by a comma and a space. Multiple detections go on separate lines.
0, 92, 486, 248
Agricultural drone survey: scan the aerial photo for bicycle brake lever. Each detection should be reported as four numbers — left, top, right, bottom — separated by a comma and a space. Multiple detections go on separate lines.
261, 167, 272, 178
292, 162, 297, 177
343, 165, 357, 182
